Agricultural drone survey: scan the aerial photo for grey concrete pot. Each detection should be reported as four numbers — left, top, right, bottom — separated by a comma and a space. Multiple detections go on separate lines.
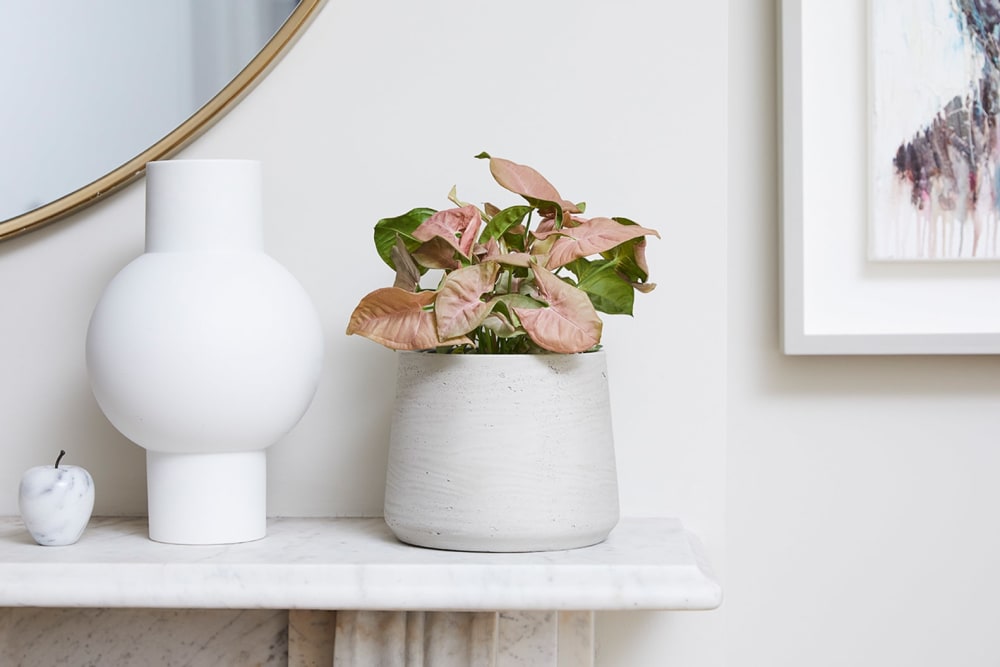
384, 351, 620, 552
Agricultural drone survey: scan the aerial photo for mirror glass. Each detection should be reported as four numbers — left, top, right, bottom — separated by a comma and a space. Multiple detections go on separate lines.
0, 0, 320, 240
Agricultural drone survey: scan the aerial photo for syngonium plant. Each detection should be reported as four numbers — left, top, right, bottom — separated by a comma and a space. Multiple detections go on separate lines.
346, 153, 659, 354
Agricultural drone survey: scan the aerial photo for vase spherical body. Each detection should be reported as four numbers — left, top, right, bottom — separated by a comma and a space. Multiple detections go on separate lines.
86, 159, 323, 545
384, 351, 620, 552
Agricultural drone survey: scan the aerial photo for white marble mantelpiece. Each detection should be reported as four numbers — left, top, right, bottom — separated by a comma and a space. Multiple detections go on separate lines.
0, 516, 721, 611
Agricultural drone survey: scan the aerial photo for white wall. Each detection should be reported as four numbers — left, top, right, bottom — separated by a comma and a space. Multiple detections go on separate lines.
0, 1, 726, 665
10, 1, 996, 665
728, 1, 1000, 665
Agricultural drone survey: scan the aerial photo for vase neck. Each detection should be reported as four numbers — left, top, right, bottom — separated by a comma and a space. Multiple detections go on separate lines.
144, 160, 263, 253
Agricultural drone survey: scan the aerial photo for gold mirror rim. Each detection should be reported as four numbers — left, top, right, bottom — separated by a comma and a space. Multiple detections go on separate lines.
0, 0, 326, 243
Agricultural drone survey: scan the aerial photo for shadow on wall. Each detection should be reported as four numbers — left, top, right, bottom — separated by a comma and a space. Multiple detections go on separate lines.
763, 346, 1000, 397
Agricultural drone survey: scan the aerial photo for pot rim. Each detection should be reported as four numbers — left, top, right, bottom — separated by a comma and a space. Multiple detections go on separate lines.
395, 349, 607, 357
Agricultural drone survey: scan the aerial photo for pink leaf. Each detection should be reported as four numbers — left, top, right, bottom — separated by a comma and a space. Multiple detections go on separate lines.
435, 262, 501, 339
471, 238, 501, 262
544, 217, 660, 269
633, 237, 651, 276
480, 251, 533, 267
390, 237, 421, 291
633, 281, 657, 293
347, 288, 470, 350
532, 217, 560, 239
413, 205, 482, 258
488, 157, 582, 213
412, 236, 461, 270
512, 266, 602, 353
482, 311, 519, 337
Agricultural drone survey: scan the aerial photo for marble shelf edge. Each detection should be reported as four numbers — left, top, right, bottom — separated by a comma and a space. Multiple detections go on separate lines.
0, 516, 722, 612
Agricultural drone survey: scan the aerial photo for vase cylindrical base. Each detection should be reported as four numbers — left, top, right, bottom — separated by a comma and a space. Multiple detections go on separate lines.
146, 450, 266, 545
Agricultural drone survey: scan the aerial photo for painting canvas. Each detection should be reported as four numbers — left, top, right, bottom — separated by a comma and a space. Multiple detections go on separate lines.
871, 0, 1000, 260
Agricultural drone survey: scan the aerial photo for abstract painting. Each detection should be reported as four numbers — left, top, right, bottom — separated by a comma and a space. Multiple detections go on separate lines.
871, 0, 1000, 260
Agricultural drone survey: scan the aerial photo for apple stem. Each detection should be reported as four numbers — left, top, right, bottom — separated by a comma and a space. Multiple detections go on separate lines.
55, 450, 66, 469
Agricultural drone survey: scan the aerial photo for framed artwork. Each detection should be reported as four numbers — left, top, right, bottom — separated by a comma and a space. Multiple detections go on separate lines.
781, 0, 1000, 354
871, 0, 1000, 260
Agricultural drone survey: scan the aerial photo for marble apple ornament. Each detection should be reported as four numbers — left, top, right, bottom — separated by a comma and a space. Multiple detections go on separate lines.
19, 450, 95, 546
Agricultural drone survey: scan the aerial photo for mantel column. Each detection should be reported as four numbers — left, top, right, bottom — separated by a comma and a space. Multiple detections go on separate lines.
297, 610, 593, 667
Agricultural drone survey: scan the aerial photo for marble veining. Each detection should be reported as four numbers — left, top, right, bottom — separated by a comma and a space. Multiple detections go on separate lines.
288, 609, 336, 666
18, 463, 94, 546
557, 611, 594, 667
498, 611, 557, 665
0, 516, 722, 611
0, 518, 718, 666
0, 608, 286, 666
332, 611, 594, 667
0, 608, 598, 667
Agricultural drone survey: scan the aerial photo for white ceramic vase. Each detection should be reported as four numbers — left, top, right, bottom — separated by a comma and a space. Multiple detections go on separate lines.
384, 351, 620, 552
86, 159, 323, 545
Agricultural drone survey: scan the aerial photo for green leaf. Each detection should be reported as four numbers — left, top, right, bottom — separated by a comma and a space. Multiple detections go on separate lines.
374, 208, 436, 270
604, 217, 651, 282
572, 258, 636, 315
479, 205, 532, 243
502, 224, 527, 252
489, 293, 546, 319
524, 196, 565, 227
481, 312, 521, 338
601, 237, 648, 285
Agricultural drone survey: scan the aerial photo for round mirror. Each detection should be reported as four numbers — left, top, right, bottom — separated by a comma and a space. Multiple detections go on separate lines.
0, 0, 324, 242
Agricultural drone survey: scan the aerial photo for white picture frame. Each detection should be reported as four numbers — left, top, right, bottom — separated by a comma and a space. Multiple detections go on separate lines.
780, 0, 1000, 354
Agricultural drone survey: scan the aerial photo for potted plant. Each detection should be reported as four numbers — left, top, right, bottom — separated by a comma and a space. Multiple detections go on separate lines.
347, 153, 658, 552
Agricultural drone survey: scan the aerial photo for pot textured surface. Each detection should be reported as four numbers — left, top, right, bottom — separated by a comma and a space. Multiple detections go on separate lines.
385, 352, 620, 552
